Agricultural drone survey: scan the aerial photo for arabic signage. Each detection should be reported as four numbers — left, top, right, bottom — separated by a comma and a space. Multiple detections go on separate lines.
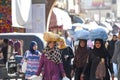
81, 0, 111, 9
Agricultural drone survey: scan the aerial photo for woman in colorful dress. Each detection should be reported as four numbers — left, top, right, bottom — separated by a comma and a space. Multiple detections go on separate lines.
21, 41, 41, 80
81, 39, 114, 80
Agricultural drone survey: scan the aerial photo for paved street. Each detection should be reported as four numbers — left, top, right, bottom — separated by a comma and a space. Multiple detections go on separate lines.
70, 77, 118, 80
5, 75, 118, 80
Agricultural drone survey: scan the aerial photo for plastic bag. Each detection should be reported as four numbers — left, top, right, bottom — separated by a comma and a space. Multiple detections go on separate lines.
62, 76, 70, 80
21, 51, 29, 73
28, 75, 43, 80
21, 60, 27, 73
89, 28, 108, 41
74, 29, 90, 40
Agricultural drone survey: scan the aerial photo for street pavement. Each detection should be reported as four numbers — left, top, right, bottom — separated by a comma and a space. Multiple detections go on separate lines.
71, 77, 118, 80
6, 77, 118, 80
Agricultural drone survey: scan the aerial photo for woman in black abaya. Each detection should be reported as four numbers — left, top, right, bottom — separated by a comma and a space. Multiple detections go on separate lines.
81, 39, 114, 80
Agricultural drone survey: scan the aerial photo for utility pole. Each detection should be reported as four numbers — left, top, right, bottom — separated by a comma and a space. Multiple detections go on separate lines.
98, 4, 102, 24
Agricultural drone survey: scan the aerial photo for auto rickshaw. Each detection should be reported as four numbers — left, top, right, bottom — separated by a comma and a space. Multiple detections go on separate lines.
0, 33, 45, 79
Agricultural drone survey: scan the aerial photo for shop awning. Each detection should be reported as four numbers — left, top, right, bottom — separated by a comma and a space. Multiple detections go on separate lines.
49, 7, 72, 30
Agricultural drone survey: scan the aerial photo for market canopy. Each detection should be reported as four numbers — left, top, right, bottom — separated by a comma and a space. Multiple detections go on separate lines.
49, 7, 72, 30
70, 15, 85, 24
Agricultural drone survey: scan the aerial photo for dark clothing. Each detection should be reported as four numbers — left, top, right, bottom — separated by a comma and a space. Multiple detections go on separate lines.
1, 46, 8, 64
74, 67, 90, 80
60, 46, 74, 80
73, 39, 90, 80
88, 39, 114, 80
74, 67, 83, 80
112, 40, 120, 79
89, 52, 113, 80
107, 40, 117, 58
73, 47, 90, 68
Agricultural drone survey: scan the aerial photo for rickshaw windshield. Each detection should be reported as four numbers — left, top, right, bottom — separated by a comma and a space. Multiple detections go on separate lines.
0, 33, 44, 63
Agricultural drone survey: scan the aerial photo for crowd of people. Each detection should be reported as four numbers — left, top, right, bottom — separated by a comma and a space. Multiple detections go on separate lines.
0, 30, 120, 80
20, 31, 120, 80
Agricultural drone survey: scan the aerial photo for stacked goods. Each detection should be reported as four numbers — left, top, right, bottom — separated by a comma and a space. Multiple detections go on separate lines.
43, 32, 59, 42
74, 29, 90, 40
89, 28, 108, 41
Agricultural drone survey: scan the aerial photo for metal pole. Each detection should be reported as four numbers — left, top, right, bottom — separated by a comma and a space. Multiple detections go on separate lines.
99, 7, 101, 24
98, 4, 102, 24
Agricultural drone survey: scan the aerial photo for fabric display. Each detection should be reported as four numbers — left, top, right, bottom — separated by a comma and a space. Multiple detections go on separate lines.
0, 0, 12, 33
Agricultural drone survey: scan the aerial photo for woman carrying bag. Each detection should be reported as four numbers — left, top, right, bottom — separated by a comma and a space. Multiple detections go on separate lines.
36, 32, 67, 80
21, 41, 42, 80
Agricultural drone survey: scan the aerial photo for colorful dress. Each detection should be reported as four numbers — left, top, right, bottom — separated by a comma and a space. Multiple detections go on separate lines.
21, 50, 41, 79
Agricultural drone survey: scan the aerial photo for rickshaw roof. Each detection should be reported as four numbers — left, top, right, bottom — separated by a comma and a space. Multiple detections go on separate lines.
0, 33, 45, 52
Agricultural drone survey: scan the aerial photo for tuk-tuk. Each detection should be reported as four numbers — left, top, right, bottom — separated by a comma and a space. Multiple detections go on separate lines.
0, 33, 45, 79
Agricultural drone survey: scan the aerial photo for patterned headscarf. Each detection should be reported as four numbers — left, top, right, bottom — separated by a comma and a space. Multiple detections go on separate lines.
43, 42, 62, 64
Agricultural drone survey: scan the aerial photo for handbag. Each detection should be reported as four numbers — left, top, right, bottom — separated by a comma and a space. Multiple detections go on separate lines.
95, 58, 106, 79
28, 75, 43, 80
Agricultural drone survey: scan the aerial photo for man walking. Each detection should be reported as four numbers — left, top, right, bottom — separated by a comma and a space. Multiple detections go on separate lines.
112, 32, 120, 80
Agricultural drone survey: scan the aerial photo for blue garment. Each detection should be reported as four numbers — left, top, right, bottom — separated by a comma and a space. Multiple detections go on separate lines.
21, 41, 41, 79
23, 50, 41, 79
113, 63, 118, 76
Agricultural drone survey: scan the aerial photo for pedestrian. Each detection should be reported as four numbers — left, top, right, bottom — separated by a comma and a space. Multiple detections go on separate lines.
13, 40, 22, 55
112, 32, 120, 80
1, 39, 8, 64
21, 41, 41, 80
107, 35, 118, 76
36, 32, 66, 80
83, 39, 114, 80
73, 39, 90, 80
107, 35, 117, 58
0, 50, 4, 64
64, 30, 73, 48
58, 37, 74, 80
